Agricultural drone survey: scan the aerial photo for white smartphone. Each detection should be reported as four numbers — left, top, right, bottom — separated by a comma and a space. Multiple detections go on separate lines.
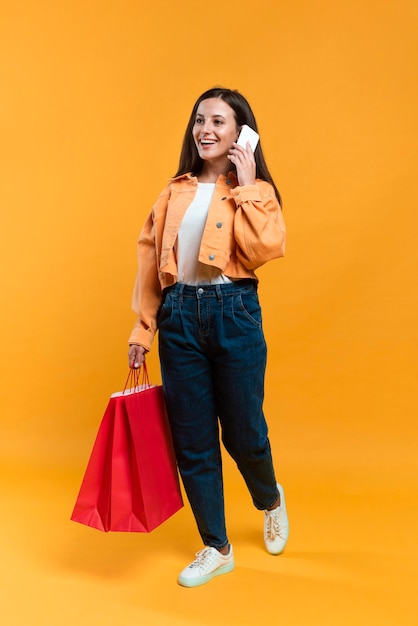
236, 124, 260, 152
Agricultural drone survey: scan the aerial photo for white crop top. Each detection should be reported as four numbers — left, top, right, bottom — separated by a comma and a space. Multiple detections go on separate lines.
176, 183, 232, 286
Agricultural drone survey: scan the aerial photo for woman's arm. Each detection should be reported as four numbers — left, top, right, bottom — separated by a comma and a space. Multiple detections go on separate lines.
231, 181, 286, 270
128, 211, 162, 351
228, 142, 286, 270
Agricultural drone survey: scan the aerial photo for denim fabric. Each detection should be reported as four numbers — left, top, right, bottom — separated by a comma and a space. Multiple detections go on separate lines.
158, 280, 279, 550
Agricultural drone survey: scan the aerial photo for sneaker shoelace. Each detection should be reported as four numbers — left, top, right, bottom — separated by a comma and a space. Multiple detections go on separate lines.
189, 548, 218, 572
265, 508, 283, 540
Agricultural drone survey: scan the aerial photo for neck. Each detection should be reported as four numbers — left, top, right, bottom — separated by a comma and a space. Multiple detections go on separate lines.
198, 159, 230, 183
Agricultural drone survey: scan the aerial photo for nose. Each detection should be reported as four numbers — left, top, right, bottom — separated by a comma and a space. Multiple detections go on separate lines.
200, 120, 213, 135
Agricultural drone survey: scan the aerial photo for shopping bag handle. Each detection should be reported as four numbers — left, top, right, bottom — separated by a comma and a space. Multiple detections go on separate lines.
123, 361, 150, 394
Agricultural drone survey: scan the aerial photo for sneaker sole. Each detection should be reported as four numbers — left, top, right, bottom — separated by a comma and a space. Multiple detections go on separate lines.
177, 561, 235, 588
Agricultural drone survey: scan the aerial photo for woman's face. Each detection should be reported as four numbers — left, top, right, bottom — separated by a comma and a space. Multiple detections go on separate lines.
192, 98, 240, 167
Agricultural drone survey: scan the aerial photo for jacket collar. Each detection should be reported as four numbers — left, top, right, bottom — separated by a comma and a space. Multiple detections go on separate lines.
170, 171, 238, 187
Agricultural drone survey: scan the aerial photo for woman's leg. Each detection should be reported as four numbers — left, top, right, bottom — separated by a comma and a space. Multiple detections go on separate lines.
210, 283, 280, 510
158, 286, 229, 550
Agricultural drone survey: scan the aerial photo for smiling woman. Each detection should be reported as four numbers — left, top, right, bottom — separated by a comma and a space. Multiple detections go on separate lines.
192, 99, 241, 181
127, 87, 288, 588
2, 0, 417, 620
174, 87, 282, 203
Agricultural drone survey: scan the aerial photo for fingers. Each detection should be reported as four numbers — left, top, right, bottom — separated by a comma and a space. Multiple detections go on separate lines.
228, 142, 255, 168
128, 345, 145, 369
229, 141, 254, 161
228, 142, 256, 186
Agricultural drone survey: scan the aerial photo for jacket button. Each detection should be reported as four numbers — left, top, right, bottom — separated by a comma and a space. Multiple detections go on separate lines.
209, 254, 215, 261
216, 222, 222, 228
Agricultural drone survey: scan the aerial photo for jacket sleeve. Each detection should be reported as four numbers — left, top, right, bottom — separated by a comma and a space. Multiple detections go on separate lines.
230, 181, 286, 270
128, 210, 162, 351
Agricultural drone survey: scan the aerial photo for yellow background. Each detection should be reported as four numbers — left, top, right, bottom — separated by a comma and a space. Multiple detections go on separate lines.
1, 1, 417, 624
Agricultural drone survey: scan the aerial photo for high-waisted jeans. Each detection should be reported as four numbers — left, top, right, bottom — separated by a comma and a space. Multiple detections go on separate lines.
158, 280, 279, 550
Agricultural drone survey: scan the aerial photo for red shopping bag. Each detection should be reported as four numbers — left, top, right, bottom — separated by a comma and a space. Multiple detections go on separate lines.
71, 365, 183, 532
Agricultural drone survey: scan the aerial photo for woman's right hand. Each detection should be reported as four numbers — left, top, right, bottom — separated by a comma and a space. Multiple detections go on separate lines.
128, 344, 146, 369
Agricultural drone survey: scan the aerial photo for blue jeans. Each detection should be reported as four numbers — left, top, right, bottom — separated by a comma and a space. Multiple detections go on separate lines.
158, 280, 279, 550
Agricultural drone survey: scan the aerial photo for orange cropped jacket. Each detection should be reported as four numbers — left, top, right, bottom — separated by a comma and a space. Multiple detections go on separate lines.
128, 172, 286, 351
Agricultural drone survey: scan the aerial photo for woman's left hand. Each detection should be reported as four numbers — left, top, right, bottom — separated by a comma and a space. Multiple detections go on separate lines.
227, 142, 256, 187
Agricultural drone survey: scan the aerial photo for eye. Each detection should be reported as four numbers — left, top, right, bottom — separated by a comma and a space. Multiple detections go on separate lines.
214, 119, 223, 125
195, 117, 204, 125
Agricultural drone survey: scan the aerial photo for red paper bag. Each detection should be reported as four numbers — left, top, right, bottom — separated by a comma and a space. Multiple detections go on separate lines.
71, 366, 183, 532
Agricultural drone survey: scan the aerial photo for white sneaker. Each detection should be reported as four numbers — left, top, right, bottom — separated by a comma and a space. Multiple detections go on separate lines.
264, 483, 289, 555
178, 545, 234, 588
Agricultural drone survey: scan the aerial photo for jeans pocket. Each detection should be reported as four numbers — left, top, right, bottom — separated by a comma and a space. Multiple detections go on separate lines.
157, 293, 173, 327
236, 293, 262, 328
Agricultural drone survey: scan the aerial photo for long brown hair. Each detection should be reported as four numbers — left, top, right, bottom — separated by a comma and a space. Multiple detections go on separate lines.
174, 87, 282, 205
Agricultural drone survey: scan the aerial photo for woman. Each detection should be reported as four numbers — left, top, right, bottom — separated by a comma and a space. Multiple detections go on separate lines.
128, 87, 289, 588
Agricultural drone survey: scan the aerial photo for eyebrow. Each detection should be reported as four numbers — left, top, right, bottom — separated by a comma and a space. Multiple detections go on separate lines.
195, 113, 227, 119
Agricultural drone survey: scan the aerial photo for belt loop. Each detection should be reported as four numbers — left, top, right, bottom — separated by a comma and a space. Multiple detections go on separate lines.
178, 282, 185, 304
215, 284, 222, 302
